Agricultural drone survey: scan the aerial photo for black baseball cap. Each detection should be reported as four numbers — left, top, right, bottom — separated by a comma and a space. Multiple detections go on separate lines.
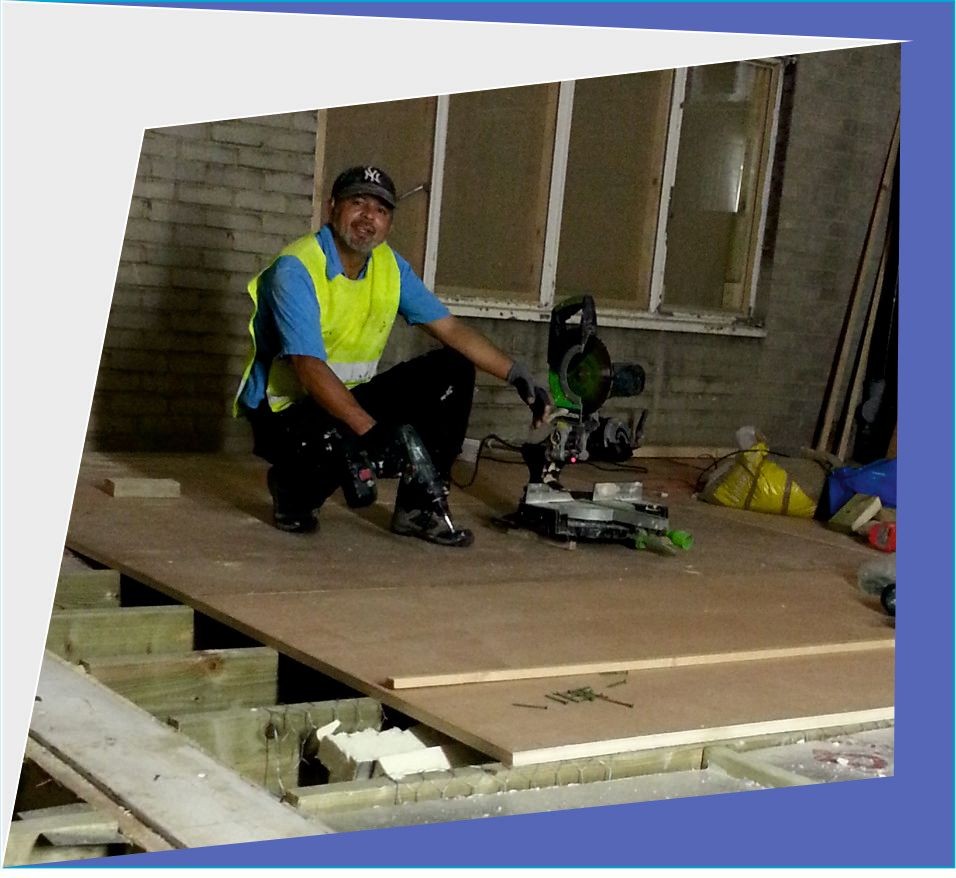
331, 165, 397, 209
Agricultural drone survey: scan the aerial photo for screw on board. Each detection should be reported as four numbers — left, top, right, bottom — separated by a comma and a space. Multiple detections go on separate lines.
595, 692, 634, 709
543, 685, 634, 709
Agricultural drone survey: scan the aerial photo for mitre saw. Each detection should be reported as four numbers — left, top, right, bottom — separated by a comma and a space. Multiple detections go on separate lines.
506, 296, 687, 551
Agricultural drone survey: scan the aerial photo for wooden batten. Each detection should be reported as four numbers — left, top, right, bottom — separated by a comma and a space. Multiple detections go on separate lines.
387, 639, 895, 690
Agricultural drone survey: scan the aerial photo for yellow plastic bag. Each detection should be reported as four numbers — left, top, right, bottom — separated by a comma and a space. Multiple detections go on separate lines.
701, 441, 817, 517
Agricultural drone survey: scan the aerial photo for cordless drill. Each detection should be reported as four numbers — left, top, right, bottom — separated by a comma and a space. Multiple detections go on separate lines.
335, 424, 458, 535
393, 424, 457, 534
322, 428, 378, 508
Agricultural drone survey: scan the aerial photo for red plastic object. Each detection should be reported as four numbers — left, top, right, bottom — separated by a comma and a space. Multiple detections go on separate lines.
868, 521, 896, 552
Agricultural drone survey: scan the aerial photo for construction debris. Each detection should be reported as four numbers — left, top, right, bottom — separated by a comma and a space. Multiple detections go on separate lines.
317, 725, 478, 783
827, 493, 882, 534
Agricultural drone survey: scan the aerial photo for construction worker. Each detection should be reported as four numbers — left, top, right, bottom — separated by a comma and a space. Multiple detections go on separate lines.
235, 165, 550, 547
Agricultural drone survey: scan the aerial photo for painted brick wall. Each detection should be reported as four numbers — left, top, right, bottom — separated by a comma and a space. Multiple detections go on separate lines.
88, 112, 318, 452
89, 45, 898, 454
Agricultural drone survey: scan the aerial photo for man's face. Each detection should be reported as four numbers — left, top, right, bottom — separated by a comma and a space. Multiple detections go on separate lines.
329, 194, 393, 255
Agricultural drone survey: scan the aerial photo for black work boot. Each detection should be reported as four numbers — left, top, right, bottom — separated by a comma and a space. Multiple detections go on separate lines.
390, 480, 473, 548
390, 505, 474, 547
267, 467, 318, 534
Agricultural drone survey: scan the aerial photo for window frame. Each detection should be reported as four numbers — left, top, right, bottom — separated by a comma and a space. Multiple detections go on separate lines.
420, 61, 783, 337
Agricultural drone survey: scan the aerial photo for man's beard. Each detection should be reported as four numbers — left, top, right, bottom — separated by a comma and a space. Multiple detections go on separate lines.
341, 226, 380, 254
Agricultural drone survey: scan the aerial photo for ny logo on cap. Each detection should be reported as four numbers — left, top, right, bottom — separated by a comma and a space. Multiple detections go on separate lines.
364, 167, 382, 184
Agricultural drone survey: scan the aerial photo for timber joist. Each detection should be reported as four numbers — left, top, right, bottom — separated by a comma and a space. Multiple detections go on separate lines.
10, 552, 894, 864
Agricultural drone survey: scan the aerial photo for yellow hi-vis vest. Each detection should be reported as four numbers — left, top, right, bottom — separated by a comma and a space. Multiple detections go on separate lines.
235, 234, 401, 414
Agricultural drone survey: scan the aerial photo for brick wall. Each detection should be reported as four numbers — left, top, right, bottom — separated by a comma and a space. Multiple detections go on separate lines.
427, 45, 901, 448
90, 45, 899, 454
88, 113, 317, 452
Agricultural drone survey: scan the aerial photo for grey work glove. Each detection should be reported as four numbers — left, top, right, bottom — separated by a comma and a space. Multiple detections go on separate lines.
507, 361, 552, 429
357, 422, 406, 478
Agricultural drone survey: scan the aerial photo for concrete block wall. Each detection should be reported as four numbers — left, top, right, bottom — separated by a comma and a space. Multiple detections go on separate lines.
88, 112, 317, 452
90, 45, 898, 454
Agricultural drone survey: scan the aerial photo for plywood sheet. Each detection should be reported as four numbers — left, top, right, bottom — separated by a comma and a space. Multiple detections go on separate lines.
187, 583, 892, 763
68, 454, 877, 603
397, 651, 895, 765
65, 453, 894, 765
204, 576, 892, 690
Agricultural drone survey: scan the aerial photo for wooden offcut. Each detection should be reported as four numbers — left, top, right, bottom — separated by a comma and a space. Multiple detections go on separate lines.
827, 493, 882, 534
103, 477, 180, 498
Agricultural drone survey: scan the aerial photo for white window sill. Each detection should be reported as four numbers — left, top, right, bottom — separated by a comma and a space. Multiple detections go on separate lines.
445, 297, 767, 338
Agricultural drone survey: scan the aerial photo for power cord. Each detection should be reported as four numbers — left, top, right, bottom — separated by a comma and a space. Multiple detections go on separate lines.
452, 434, 526, 489
588, 461, 649, 474
456, 436, 830, 495
453, 433, 650, 489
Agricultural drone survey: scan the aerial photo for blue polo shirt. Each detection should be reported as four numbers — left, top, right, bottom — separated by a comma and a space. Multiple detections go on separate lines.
238, 225, 450, 411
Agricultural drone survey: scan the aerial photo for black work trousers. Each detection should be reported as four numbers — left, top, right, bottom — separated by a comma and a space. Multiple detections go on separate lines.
246, 347, 476, 514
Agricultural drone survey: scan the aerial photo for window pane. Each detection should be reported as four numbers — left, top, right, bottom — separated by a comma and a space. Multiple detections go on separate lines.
663, 62, 776, 313
436, 84, 559, 301
323, 97, 436, 276
556, 71, 672, 310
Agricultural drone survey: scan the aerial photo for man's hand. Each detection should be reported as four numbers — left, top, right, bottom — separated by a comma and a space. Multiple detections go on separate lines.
357, 422, 405, 478
507, 361, 552, 429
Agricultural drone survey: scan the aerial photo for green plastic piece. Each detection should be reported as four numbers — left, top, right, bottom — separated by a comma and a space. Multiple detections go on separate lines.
666, 530, 694, 550
548, 370, 579, 413
634, 530, 693, 553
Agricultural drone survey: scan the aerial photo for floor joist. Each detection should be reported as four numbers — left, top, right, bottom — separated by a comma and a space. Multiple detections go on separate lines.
30, 653, 327, 849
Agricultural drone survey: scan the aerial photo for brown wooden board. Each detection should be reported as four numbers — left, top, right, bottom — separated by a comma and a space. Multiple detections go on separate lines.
205, 576, 892, 690
65, 453, 894, 765
396, 652, 894, 765
68, 455, 876, 601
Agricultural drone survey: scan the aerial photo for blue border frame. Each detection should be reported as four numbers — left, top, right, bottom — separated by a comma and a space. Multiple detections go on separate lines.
49, 2, 953, 868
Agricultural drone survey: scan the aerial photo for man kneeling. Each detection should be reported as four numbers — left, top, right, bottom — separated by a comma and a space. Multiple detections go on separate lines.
234, 165, 549, 547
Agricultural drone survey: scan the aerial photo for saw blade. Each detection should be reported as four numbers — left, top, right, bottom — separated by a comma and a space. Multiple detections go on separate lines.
562, 336, 612, 415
